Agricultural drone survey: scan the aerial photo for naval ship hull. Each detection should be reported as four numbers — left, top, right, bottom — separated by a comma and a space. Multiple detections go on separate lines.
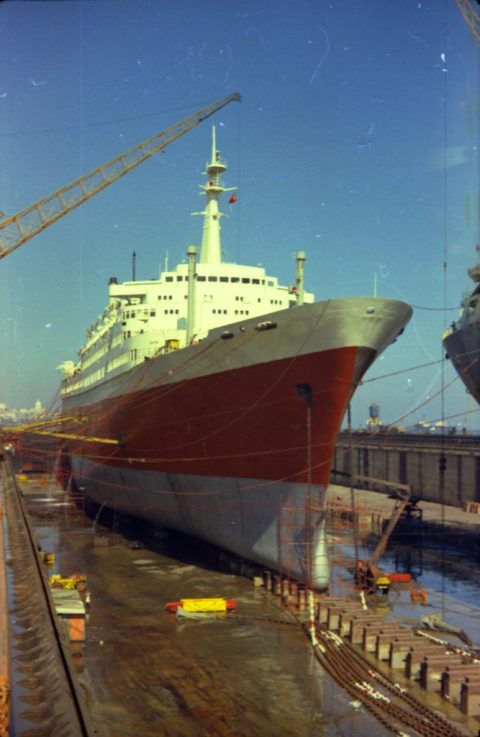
60, 297, 411, 588
443, 322, 480, 405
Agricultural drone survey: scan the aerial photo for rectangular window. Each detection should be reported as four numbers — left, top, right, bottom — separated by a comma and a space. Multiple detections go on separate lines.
177, 276, 183, 281
220, 276, 228, 283
242, 278, 250, 284
197, 275, 206, 282
252, 278, 260, 285
231, 277, 239, 283
208, 276, 217, 282
166, 276, 173, 282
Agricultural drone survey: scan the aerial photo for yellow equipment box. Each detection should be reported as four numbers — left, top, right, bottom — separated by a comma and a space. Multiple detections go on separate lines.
180, 598, 227, 613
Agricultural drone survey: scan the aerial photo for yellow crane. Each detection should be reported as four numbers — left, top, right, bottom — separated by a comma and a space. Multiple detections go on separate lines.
0, 92, 240, 259
0, 93, 240, 446
456, 0, 480, 46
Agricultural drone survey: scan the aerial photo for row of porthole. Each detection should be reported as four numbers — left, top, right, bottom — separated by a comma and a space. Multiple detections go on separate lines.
164, 275, 275, 286
123, 298, 286, 322
123, 309, 156, 318
142, 294, 285, 307
212, 309, 251, 315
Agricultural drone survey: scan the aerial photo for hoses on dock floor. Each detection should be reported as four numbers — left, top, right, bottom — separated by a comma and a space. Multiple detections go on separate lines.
309, 624, 471, 737
230, 606, 472, 735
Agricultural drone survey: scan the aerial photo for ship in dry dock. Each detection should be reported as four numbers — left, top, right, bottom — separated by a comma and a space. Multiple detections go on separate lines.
57, 127, 412, 589
443, 245, 480, 405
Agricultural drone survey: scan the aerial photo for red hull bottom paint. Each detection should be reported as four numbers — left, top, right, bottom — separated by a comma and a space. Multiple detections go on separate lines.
63, 347, 361, 589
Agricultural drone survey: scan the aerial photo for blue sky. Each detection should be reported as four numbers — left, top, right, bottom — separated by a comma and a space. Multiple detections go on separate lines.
0, 0, 479, 430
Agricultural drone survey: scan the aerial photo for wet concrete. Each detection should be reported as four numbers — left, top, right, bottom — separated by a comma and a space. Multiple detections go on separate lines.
17, 475, 480, 737
20, 476, 396, 737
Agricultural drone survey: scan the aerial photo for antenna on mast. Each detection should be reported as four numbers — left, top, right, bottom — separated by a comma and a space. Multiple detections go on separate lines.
192, 126, 237, 265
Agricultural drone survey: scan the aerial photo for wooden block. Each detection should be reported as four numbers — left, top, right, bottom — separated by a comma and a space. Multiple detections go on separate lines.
326, 604, 359, 631
362, 623, 398, 653
441, 665, 480, 703
405, 645, 446, 679
350, 615, 382, 645
420, 654, 463, 691
389, 636, 424, 669
375, 629, 411, 661
338, 610, 373, 638
460, 677, 480, 716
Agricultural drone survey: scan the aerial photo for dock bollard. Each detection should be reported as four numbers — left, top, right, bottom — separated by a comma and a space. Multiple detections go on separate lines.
273, 575, 282, 596
296, 586, 308, 609
263, 571, 272, 591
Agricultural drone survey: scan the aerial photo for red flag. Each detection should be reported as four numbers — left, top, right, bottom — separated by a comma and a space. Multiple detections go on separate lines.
228, 193, 237, 204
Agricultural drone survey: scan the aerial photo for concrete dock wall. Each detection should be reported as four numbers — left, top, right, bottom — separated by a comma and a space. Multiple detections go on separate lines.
332, 434, 480, 507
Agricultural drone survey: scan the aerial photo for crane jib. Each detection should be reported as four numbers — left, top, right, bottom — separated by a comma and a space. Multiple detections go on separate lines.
0, 92, 241, 260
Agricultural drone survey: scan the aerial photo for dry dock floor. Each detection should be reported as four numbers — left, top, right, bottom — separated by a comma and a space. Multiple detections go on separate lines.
329, 482, 480, 531
17, 475, 480, 737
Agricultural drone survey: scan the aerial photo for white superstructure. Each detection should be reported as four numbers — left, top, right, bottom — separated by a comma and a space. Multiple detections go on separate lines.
58, 128, 313, 395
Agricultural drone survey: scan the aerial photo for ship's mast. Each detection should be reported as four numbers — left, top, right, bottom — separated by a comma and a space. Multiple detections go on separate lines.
195, 126, 236, 264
